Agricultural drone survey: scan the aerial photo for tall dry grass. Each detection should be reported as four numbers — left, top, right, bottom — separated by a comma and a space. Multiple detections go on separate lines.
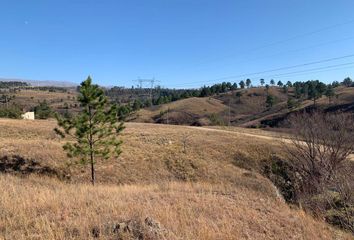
1, 174, 350, 240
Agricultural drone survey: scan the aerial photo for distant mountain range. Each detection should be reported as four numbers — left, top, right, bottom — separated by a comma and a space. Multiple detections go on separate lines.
0, 78, 78, 87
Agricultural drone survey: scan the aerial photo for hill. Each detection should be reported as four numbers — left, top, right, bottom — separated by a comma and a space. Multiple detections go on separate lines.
1, 84, 354, 129
0, 88, 79, 115
258, 86, 354, 128
0, 119, 352, 239
132, 87, 290, 126
132, 97, 228, 125
132, 86, 354, 127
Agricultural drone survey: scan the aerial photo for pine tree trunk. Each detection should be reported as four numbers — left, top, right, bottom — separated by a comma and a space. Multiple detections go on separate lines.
90, 150, 95, 185
88, 105, 95, 185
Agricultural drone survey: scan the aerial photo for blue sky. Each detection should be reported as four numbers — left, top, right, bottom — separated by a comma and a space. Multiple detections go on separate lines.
0, 0, 354, 88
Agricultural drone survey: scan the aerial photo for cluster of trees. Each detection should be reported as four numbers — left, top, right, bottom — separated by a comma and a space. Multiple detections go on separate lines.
106, 86, 200, 108
199, 82, 238, 96
0, 81, 28, 88
106, 82, 239, 110
30, 86, 68, 93
292, 80, 334, 104
106, 82, 236, 108
341, 77, 353, 87
262, 77, 352, 109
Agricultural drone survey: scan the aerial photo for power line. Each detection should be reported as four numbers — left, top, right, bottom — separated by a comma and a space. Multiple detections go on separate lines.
169, 36, 354, 88
219, 35, 354, 70
169, 19, 354, 72
234, 19, 354, 55
186, 63, 354, 88
217, 54, 354, 80
262, 62, 354, 78
265, 65, 354, 80
171, 54, 354, 87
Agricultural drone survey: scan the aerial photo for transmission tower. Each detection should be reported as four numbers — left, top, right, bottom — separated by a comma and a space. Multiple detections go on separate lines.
132, 77, 160, 100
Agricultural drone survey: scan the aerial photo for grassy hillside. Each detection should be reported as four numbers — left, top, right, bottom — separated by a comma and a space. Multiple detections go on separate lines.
0, 119, 352, 239
132, 87, 290, 126
258, 86, 354, 128
0, 88, 79, 115
132, 86, 354, 127
132, 97, 228, 125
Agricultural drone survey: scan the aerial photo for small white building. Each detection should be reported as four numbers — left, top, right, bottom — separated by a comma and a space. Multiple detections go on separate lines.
22, 112, 35, 120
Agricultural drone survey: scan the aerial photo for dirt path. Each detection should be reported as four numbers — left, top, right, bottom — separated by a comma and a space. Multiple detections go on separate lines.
188, 126, 354, 161
187, 126, 288, 142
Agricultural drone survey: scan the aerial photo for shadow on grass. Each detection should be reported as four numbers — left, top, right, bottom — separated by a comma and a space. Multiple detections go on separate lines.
0, 155, 69, 180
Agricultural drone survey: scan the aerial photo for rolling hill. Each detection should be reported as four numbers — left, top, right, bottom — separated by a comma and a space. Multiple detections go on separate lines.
0, 119, 352, 239
1, 84, 354, 128
132, 86, 354, 127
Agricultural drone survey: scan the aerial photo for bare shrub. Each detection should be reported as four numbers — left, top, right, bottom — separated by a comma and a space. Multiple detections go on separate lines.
285, 111, 353, 196
285, 111, 354, 232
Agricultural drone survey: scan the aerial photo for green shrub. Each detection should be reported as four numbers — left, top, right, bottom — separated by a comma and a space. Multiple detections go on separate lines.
0, 106, 23, 119
34, 101, 53, 119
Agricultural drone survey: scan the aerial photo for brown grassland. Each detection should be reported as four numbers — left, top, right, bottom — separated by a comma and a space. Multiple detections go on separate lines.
0, 119, 352, 239
3, 89, 78, 113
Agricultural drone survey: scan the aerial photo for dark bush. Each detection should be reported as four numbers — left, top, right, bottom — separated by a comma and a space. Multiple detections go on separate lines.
0, 106, 23, 119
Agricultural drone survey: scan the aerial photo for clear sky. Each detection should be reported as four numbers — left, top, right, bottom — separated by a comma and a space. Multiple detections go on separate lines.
1, 0, 354, 88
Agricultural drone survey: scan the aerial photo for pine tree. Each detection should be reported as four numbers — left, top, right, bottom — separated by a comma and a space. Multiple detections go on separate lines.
54, 76, 124, 185
325, 85, 335, 103
266, 95, 275, 108
239, 80, 245, 89
342, 77, 352, 87
246, 79, 251, 88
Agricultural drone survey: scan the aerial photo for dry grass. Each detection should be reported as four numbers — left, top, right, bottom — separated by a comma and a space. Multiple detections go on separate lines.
134, 97, 227, 124
0, 119, 281, 185
1, 174, 351, 240
0, 119, 352, 239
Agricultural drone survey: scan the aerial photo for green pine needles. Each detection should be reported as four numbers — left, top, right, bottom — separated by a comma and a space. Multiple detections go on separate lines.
54, 76, 124, 185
